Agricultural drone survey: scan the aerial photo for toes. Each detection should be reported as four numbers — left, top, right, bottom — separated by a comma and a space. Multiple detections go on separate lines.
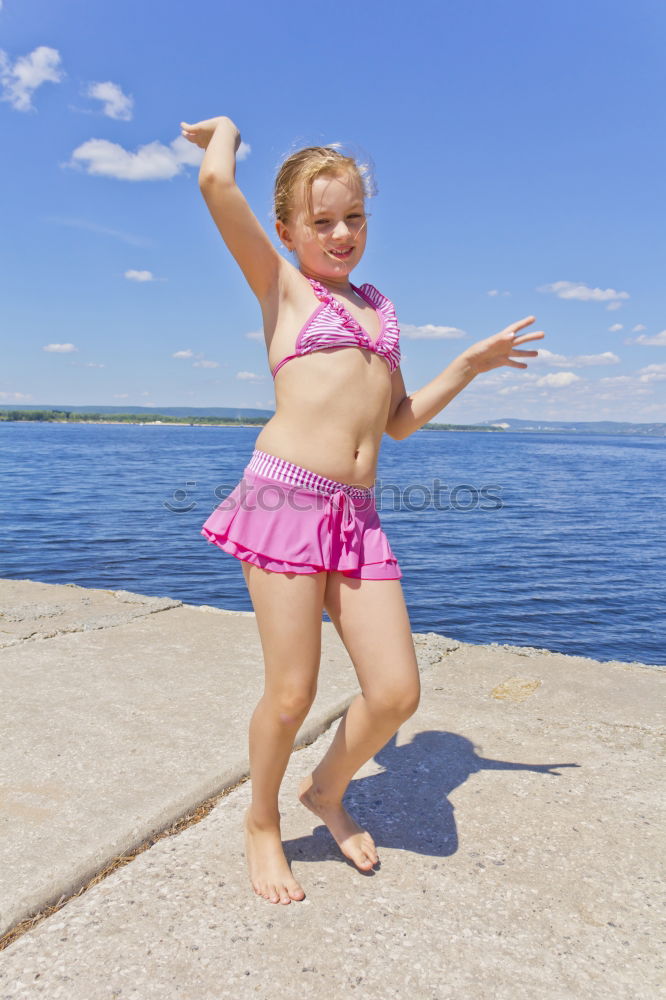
265, 883, 280, 903
362, 833, 379, 865
347, 844, 374, 870
349, 837, 378, 870
278, 882, 296, 904
255, 879, 295, 904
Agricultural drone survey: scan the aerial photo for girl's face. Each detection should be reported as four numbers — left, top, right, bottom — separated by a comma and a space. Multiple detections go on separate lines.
276, 170, 368, 280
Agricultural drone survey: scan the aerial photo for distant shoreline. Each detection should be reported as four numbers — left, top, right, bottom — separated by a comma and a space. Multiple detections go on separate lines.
1, 420, 493, 431
0, 416, 495, 431
1, 414, 665, 436
2, 419, 665, 436
0, 419, 263, 427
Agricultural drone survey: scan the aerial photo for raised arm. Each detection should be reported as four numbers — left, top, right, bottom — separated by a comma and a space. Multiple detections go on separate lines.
181, 116, 284, 305
388, 317, 545, 440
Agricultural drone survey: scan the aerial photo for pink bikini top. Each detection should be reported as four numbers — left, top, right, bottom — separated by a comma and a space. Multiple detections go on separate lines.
271, 277, 401, 378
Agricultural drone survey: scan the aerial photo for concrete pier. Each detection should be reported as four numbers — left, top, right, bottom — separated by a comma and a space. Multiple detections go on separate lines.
0, 578, 662, 999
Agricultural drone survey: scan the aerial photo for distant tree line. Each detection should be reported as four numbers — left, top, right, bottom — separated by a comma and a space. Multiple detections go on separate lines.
0, 410, 270, 425
1, 410, 499, 432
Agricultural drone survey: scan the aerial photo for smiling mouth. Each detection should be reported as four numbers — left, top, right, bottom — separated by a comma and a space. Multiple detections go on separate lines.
329, 247, 354, 259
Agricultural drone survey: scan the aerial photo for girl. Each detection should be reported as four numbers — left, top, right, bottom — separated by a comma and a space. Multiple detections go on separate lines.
181, 115, 544, 906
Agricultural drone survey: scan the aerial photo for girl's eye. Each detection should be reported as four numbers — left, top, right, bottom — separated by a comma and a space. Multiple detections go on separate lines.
314, 215, 364, 225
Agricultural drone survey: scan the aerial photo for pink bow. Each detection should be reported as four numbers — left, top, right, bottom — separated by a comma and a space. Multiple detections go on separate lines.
330, 488, 356, 545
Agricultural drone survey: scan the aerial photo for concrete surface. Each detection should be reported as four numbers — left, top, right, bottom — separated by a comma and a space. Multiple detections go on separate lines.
1, 579, 416, 941
0, 578, 663, 998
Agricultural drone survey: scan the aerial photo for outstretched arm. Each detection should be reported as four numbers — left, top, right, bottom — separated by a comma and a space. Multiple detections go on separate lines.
181, 116, 284, 305
386, 315, 545, 441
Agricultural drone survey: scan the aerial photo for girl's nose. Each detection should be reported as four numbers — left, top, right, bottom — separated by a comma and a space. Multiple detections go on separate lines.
331, 220, 352, 239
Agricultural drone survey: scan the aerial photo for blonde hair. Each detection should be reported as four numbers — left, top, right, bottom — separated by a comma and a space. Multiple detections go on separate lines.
273, 143, 377, 228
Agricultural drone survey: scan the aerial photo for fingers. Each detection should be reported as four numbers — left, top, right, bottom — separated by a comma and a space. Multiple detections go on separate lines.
180, 122, 199, 144
511, 331, 545, 345
508, 315, 537, 333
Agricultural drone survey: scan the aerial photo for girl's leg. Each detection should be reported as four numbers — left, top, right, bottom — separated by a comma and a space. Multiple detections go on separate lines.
241, 560, 327, 904
298, 573, 420, 870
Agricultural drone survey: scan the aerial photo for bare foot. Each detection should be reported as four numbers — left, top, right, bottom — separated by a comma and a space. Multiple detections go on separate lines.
298, 775, 379, 872
244, 807, 306, 904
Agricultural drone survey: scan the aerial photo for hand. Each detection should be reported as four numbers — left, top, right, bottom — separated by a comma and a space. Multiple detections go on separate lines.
462, 316, 545, 375
179, 116, 240, 151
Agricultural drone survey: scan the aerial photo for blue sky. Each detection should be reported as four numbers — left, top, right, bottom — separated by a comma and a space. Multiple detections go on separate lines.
1, 0, 664, 422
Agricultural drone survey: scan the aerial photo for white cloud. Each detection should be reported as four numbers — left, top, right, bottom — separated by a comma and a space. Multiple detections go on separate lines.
632, 324, 646, 333
638, 363, 666, 375
43, 343, 77, 353
522, 347, 569, 366
429, 360, 666, 422
535, 371, 581, 388
65, 133, 253, 182
487, 290, 511, 297
530, 347, 619, 368
246, 330, 264, 341
465, 369, 539, 389
0, 391, 32, 401
634, 330, 666, 346
236, 371, 264, 381
537, 280, 629, 306
638, 363, 666, 383
124, 269, 154, 282
571, 351, 620, 367
609, 324, 623, 332
86, 81, 133, 120
65, 134, 202, 181
172, 350, 222, 369
0, 46, 64, 112
401, 323, 466, 340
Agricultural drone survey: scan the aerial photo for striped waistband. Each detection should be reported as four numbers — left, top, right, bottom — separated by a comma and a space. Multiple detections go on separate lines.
245, 449, 374, 500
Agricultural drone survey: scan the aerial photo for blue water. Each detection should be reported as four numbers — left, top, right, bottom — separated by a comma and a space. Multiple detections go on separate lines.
2, 422, 664, 666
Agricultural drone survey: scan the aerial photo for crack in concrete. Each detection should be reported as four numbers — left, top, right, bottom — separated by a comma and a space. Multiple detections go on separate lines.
0, 602, 182, 648
0, 713, 344, 953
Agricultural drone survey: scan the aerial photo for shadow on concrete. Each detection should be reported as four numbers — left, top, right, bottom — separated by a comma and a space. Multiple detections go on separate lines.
284, 730, 580, 869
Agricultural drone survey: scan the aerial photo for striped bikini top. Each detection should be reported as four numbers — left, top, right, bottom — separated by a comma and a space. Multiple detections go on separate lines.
271, 277, 401, 378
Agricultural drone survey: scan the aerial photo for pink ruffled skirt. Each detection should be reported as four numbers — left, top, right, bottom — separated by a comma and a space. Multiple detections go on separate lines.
200, 448, 402, 579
